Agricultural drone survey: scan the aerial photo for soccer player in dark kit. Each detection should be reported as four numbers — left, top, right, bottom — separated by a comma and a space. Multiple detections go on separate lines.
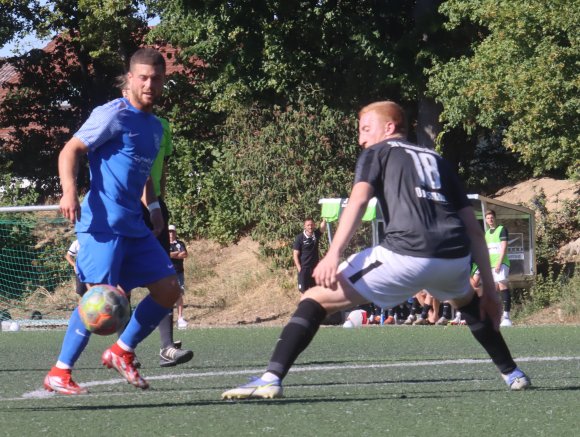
222, 100, 530, 399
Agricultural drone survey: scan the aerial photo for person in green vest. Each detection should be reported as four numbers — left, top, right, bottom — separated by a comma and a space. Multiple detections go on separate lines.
483, 209, 513, 327
119, 75, 194, 367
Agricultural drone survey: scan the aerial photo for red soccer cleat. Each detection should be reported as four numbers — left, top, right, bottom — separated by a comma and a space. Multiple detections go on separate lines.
44, 368, 88, 395
102, 347, 149, 390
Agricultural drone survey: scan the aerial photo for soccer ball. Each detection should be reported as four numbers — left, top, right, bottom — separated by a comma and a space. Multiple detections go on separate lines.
78, 285, 130, 336
342, 309, 368, 328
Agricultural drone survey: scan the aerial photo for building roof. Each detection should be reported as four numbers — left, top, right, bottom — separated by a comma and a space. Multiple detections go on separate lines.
0, 37, 192, 139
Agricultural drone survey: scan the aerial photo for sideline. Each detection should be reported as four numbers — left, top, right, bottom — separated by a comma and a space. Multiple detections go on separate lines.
15, 355, 580, 400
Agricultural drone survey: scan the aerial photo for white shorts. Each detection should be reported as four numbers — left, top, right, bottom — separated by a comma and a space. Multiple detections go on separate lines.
473, 264, 510, 285
492, 264, 510, 285
338, 245, 471, 309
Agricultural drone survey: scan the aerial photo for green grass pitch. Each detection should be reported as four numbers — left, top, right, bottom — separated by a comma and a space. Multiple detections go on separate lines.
1, 325, 579, 436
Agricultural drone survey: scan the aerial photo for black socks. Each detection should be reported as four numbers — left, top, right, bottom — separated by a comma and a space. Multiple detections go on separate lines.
501, 289, 512, 313
460, 294, 517, 374
267, 299, 327, 379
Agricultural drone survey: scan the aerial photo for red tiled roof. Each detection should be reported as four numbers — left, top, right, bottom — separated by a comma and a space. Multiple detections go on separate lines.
0, 62, 17, 84
0, 37, 193, 139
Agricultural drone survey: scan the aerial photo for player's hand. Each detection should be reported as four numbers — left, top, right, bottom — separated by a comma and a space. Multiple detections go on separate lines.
479, 286, 502, 330
313, 252, 340, 289
60, 191, 80, 224
494, 264, 501, 273
150, 208, 164, 236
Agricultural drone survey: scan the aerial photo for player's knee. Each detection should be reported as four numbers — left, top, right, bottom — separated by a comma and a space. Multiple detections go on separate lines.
148, 275, 181, 307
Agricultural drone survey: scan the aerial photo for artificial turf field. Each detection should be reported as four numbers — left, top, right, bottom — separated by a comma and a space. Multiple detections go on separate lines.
1, 325, 579, 436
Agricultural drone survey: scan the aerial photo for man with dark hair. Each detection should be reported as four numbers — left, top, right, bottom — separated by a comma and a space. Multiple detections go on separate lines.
44, 48, 183, 395
292, 218, 326, 293
222, 100, 530, 400
117, 72, 193, 366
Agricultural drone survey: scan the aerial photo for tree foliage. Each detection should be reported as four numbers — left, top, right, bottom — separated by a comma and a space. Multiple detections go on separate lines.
428, 0, 580, 178
148, 0, 420, 112
0, 0, 47, 48
0, 0, 149, 199
192, 101, 358, 265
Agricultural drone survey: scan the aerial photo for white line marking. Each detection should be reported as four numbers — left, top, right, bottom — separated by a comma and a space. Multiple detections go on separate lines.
13, 355, 580, 400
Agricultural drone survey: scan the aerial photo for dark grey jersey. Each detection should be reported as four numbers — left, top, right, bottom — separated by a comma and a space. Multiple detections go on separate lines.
354, 139, 471, 259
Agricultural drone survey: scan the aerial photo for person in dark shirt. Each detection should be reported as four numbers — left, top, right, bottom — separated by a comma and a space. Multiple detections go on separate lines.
222, 100, 530, 400
169, 225, 189, 330
292, 218, 326, 293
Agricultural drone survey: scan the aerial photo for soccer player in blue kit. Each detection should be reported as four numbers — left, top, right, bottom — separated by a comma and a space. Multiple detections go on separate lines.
222, 101, 531, 400
44, 48, 182, 394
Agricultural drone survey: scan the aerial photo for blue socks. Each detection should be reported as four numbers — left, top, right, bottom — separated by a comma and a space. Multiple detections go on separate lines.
56, 296, 170, 367
57, 307, 91, 367
119, 295, 171, 349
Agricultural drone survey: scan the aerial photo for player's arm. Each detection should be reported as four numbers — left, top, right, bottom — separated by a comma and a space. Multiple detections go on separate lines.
58, 137, 88, 224
292, 249, 301, 271
160, 160, 168, 198
497, 228, 508, 272
177, 243, 188, 259
141, 177, 164, 236
64, 252, 76, 268
319, 219, 326, 233
313, 181, 374, 288
457, 206, 501, 329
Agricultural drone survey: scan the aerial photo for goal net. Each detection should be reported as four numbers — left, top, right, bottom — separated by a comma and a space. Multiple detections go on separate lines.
0, 205, 77, 328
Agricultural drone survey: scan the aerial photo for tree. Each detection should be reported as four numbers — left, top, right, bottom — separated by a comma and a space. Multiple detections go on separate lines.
0, 0, 150, 199
428, 0, 580, 178
148, 0, 452, 244
148, 0, 420, 113
0, 0, 46, 49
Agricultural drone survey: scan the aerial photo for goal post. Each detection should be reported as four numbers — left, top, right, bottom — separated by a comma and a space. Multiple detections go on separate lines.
0, 205, 76, 328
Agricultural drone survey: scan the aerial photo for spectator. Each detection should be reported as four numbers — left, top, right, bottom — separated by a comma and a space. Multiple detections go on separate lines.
168, 225, 188, 329
292, 218, 326, 293
64, 239, 87, 296
118, 73, 193, 367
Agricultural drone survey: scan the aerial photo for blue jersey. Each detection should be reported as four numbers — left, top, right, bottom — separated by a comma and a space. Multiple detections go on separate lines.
74, 98, 163, 237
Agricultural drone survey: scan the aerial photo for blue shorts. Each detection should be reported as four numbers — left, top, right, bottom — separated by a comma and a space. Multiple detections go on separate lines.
76, 232, 175, 291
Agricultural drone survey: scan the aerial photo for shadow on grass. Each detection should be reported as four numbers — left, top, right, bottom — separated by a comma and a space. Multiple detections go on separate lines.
6, 383, 580, 413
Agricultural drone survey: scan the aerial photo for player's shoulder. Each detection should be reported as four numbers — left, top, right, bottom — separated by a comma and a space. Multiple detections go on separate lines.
88, 98, 133, 123
93, 97, 130, 113
387, 139, 441, 156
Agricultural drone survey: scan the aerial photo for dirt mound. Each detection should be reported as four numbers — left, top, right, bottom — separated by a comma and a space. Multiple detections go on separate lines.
558, 238, 580, 263
493, 177, 579, 213
182, 238, 297, 326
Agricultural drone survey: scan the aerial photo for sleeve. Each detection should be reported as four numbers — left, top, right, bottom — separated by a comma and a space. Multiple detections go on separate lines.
353, 148, 381, 186
74, 103, 122, 151
500, 226, 508, 241
67, 240, 79, 256
292, 234, 302, 251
